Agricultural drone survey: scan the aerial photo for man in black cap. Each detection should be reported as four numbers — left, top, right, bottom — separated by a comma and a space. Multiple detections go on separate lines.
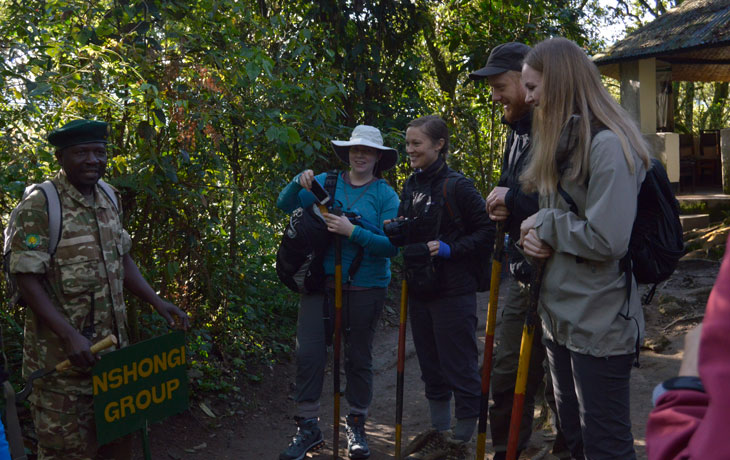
469, 43, 569, 460
9, 119, 189, 459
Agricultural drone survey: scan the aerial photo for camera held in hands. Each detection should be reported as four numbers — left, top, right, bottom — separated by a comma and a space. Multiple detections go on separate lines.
310, 179, 331, 205
384, 217, 416, 247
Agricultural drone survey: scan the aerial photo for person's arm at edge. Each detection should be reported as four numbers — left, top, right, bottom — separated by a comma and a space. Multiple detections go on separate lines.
646, 236, 730, 460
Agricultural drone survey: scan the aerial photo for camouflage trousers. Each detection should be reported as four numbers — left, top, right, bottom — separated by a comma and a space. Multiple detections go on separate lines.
31, 388, 132, 460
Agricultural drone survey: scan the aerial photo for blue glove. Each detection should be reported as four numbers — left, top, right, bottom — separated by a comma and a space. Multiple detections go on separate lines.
437, 240, 451, 259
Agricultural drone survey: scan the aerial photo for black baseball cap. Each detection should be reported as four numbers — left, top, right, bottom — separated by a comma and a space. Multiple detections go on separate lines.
469, 42, 531, 80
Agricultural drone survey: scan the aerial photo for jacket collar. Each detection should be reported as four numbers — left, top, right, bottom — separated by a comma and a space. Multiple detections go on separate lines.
502, 111, 532, 136
54, 170, 112, 210
414, 157, 447, 184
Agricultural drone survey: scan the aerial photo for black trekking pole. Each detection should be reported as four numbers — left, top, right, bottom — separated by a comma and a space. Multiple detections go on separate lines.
332, 231, 344, 459
475, 222, 505, 460
394, 279, 408, 459
505, 259, 546, 460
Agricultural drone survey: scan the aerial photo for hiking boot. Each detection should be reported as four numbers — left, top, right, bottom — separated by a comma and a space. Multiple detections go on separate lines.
345, 413, 370, 459
441, 437, 470, 460
403, 429, 448, 460
279, 416, 324, 460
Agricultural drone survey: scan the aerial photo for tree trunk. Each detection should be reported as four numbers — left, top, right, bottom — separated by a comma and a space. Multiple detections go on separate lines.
709, 82, 729, 129
684, 82, 695, 133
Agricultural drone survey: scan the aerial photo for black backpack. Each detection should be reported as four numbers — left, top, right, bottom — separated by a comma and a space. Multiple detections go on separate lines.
275, 172, 369, 294
442, 172, 491, 292
276, 171, 339, 294
558, 157, 685, 304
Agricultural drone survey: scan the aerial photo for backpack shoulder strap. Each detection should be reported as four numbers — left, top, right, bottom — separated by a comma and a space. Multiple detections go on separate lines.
346, 247, 365, 284
442, 172, 464, 233
557, 181, 579, 215
97, 179, 119, 213
33, 181, 63, 256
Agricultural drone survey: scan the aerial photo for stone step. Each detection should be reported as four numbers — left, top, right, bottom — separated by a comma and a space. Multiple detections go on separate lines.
680, 213, 710, 231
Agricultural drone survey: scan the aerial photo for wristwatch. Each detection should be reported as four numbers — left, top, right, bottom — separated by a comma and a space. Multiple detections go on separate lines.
652, 376, 705, 406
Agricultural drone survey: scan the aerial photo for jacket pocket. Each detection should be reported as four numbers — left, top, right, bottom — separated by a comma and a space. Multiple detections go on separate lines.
403, 243, 440, 299
58, 259, 98, 296
31, 390, 81, 451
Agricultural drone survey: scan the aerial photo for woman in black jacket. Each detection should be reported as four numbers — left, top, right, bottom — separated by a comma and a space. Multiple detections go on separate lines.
394, 115, 493, 460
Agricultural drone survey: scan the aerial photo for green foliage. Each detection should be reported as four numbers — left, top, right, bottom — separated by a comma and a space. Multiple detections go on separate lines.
0, 0, 595, 397
680, 200, 708, 214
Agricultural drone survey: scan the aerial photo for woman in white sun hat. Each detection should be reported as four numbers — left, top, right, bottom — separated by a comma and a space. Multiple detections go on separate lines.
276, 124, 400, 460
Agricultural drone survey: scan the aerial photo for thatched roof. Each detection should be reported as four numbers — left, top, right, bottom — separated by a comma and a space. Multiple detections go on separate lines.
594, 0, 730, 82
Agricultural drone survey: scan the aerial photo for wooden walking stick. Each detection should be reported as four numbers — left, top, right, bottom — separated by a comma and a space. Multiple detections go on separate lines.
505, 259, 546, 460
394, 279, 408, 459
476, 221, 506, 460
15, 334, 118, 402
332, 222, 344, 460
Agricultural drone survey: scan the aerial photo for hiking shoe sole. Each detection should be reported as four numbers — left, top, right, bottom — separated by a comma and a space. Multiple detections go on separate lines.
349, 449, 371, 459
279, 439, 325, 460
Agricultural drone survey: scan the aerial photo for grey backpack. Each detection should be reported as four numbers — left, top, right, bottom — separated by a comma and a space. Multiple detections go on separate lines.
2, 179, 118, 306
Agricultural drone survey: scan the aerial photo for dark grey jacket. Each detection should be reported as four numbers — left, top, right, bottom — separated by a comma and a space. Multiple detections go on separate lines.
490, 113, 539, 283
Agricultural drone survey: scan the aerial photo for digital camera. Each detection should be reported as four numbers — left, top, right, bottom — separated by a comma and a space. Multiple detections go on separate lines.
383, 217, 416, 247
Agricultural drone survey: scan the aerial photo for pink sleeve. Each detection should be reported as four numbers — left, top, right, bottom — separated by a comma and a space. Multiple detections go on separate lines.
646, 236, 730, 460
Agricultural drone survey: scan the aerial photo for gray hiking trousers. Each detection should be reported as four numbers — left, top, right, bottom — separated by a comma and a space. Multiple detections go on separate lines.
294, 288, 385, 419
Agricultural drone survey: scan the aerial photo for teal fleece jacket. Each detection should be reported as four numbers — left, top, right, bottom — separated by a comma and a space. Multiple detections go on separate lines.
277, 171, 399, 288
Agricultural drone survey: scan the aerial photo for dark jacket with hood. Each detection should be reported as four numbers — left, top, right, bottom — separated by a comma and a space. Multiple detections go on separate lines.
493, 112, 539, 283
399, 157, 493, 297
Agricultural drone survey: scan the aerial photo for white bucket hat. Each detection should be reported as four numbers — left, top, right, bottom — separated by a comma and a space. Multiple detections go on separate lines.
331, 125, 398, 172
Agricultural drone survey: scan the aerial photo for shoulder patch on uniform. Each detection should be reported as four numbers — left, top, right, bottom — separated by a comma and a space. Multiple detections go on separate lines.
25, 234, 41, 249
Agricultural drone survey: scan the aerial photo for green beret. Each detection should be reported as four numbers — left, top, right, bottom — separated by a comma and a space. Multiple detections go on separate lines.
48, 119, 109, 150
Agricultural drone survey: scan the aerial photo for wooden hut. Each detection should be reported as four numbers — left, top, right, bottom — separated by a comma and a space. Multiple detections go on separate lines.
593, 0, 730, 193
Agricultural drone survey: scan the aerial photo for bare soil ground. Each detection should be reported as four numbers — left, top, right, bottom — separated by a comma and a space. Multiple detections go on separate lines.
134, 252, 722, 460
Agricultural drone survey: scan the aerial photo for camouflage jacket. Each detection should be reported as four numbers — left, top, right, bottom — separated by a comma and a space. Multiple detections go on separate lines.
10, 170, 132, 395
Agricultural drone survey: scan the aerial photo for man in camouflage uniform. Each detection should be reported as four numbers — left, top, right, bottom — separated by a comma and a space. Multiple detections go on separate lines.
10, 119, 189, 459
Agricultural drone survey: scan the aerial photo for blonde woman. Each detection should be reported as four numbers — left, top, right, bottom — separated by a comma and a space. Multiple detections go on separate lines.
518, 38, 651, 460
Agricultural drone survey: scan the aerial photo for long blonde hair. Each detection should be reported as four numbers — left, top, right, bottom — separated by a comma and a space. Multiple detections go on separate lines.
520, 37, 651, 195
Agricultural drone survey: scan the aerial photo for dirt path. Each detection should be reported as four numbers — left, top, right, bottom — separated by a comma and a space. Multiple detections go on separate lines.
136, 257, 719, 460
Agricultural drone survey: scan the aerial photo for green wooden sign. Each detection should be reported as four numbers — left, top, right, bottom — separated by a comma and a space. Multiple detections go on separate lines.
92, 331, 188, 445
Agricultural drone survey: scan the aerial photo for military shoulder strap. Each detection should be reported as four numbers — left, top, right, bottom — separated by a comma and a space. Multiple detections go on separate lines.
97, 179, 119, 213
6, 181, 64, 256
